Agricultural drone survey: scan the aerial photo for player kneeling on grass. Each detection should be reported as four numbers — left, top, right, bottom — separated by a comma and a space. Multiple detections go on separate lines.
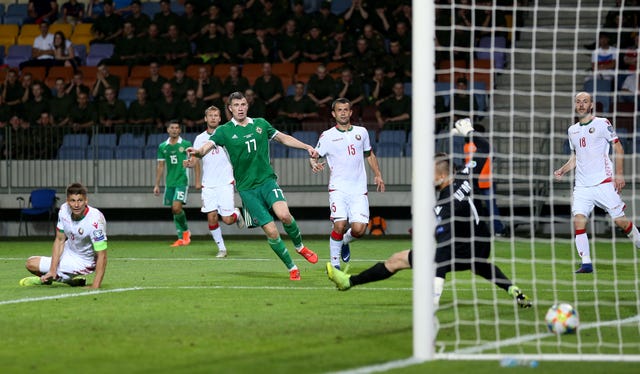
327, 153, 532, 309
20, 182, 108, 289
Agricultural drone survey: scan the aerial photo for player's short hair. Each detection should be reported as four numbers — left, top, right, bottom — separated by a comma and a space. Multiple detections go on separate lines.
166, 120, 181, 128
228, 91, 246, 103
331, 97, 351, 111
67, 182, 88, 197
205, 106, 220, 116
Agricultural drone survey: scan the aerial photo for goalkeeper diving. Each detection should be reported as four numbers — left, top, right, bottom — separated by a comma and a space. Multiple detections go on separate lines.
326, 118, 532, 309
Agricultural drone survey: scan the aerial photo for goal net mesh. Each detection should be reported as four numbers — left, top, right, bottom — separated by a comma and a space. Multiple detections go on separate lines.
432, 0, 640, 360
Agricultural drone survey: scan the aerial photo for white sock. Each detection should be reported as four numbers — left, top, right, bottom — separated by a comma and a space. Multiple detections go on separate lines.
625, 224, 640, 249
343, 228, 353, 245
210, 226, 226, 251
329, 237, 341, 268
575, 232, 591, 264
433, 277, 445, 309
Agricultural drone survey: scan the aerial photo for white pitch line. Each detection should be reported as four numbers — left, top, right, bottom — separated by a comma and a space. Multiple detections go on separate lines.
0, 287, 145, 305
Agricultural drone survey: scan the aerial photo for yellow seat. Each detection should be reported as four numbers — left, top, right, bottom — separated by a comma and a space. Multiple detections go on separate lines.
49, 24, 73, 39
71, 35, 93, 50
72, 23, 93, 37
19, 24, 41, 37
0, 24, 20, 44
17, 34, 37, 46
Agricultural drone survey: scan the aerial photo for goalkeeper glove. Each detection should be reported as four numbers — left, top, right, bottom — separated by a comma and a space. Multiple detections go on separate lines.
453, 118, 475, 136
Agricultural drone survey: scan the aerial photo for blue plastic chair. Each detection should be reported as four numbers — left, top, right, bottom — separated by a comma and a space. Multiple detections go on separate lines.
4, 45, 32, 68
17, 188, 58, 236
119, 132, 146, 147
270, 141, 288, 158
115, 145, 143, 159
62, 133, 90, 147
378, 130, 407, 143
374, 142, 404, 157
57, 145, 87, 159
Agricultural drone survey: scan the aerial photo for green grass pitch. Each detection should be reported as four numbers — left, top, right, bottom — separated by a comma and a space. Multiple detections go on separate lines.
0, 236, 638, 373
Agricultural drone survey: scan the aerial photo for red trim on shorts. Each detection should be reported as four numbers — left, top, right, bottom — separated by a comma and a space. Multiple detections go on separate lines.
575, 229, 586, 235
209, 224, 219, 230
331, 230, 343, 241
612, 138, 620, 144
600, 177, 612, 184
625, 222, 633, 234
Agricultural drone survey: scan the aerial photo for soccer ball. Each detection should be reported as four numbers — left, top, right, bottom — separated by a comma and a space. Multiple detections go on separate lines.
545, 303, 579, 334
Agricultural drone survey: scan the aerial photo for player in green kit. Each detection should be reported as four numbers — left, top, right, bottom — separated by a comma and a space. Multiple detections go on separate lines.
154, 121, 196, 247
187, 91, 319, 280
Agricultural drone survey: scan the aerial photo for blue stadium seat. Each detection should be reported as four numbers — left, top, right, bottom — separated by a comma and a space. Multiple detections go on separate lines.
87, 146, 115, 159
146, 133, 167, 146
4, 4, 28, 25
404, 142, 412, 157
270, 141, 288, 158
374, 142, 404, 157
144, 144, 159, 159
57, 146, 87, 159
61, 133, 90, 147
4, 45, 32, 68
367, 129, 378, 144
330, 0, 351, 15
584, 78, 613, 113
85, 43, 115, 66
183, 132, 197, 145
73, 44, 87, 65
170, 2, 185, 15
118, 132, 146, 147
288, 148, 310, 158
118, 86, 138, 108
378, 130, 406, 143
142, 2, 161, 18
91, 133, 118, 147
291, 130, 319, 146
115, 145, 143, 159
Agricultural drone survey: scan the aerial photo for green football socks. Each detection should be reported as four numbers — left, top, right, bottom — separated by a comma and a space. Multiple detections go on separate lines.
173, 211, 188, 237
268, 237, 295, 270
283, 218, 303, 248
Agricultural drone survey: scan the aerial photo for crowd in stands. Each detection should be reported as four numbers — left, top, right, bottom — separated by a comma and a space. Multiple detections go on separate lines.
0, 0, 415, 160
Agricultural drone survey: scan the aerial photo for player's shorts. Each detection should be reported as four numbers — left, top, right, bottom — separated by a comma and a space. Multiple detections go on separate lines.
329, 190, 370, 224
572, 182, 626, 219
239, 179, 286, 227
38, 249, 96, 281
201, 184, 235, 216
163, 186, 188, 206
435, 239, 491, 274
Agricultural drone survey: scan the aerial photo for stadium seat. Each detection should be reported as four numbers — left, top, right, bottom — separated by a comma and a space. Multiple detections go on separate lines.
46, 66, 75, 88
404, 142, 412, 157
61, 133, 90, 147
146, 133, 167, 146
87, 146, 115, 159
49, 24, 73, 38
90, 133, 118, 147
4, 4, 28, 25
57, 145, 87, 159
183, 132, 197, 145
437, 59, 467, 83
170, 1, 185, 15
0, 24, 19, 46
288, 148, 311, 158
330, 0, 351, 15
584, 78, 613, 113
270, 141, 288, 158
212, 63, 232, 79
186, 64, 210, 80
118, 132, 146, 147
17, 188, 58, 236
291, 130, 319, 146
241, 63, 263, 85
144, 144, 159, 159
108, 65, 129, 87
295, 62, 321, 83
4, 45, 32, 68
403, 82, 412, 96
118, 86, 138, 107
85, 43, 115, 66
141, 2, 161, 18
115, 145, 143, 159
374, 142, 404, 157
272, 62, 295, 87
21, 66, 46, 82
378, 130, 407, 144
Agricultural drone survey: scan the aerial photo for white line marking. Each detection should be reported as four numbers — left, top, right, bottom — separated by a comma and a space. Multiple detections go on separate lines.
0, 287, 145, 305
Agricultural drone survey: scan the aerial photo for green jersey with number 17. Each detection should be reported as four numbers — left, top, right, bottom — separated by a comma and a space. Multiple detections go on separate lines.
157, 137, 192, 187
209, 117, 277, 191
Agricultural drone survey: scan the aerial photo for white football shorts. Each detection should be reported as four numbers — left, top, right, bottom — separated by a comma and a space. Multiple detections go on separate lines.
200, 184, 236, 216
329, 190, 370, 224
38, 249, 96, 281
572, 182, 626, 219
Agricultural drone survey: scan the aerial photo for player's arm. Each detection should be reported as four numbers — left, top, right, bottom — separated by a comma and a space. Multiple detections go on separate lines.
309, 155, 325, 173
554, 153, 576, 180
612, 140, 625, 191
193, 156, 202, 189
187, 140, 216, 159
273, 132, 319, 158
89, 249, 107, 289
42, 230, 66, 283
365, 150, 385, 192
153, 160, 165, 195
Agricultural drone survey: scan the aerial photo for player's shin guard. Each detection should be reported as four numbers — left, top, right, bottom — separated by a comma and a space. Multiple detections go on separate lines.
283, 217, 303, 248
575, 229, 592, 264
267, 237, 295, 270
174, 211, 188, 236
624, 223, 640, 249
329, 231, 343, 269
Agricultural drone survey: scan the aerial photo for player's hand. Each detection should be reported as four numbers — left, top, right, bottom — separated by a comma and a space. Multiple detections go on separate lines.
153, 185, 160, 196
553, 169, 564, 180
307, 147, 319, 158
183, 158, 195, 168
310, 158, 326, 173
375, 176, 385, 192
614, 175, 625, 192
186, 147, 197, 157
41, 272, 55, 283
454, 118, 474, 136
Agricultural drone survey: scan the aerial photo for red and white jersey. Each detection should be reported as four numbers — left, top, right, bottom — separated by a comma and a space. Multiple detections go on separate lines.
315, 125, 372, 194
57, 203, 107, 264
568, 116, 619, 187
194, 130, 235, 188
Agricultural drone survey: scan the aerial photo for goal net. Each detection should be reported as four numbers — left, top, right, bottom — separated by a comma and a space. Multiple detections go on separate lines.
428, 0, 640, 362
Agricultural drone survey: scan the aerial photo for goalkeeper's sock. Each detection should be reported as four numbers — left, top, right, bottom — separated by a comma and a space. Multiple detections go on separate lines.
329, 231, 343, 269
174, 211, 189, 236
209, 224, 226, 251
623, 222, 640, 249
343, 228, 353, 245
575, 229, 591, 264
433, 276, 445, 309
350, 262, 394, 286
267, 237, 295, 270
283, 217, 303, 249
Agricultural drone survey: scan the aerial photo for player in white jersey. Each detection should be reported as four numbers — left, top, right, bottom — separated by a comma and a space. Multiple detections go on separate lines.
310, 98, 385, 270
184, 106, 245, 258
19, 183, 108, 288
554, 92, 640, 273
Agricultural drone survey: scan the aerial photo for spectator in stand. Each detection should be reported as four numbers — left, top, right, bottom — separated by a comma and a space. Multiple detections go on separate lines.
195, 66, 223, 108
253, 62, 284, 120
154, 83, 180, 131
142, 61, 168, 104
35, 112, 61, 159
290, 0, 311, 35
24, 82, 50, 127
68, 92, 96, 134
2, 70, 24, 117
307, 64, 336, 114
179, 88, 207, 131
180, 1, 202, 43
85, 0, 104, 22
170, 65, 196, 102
586, 0, 636, 50
277, 19, 302, 64
453, 0, 472, 64
153, 0, 179, 37
343, 0, 369, 35
193, 21, 222, 65
475, 0, 506, 43
369, 67, 394, 105
92, 62, 120, 101
588, 32, 618, 82
220, 21, 248, 64
91, 0, 122, 44
258, 0, 283, 36
65, 71, 90, 102
382, 39, 412, 82
302, 24, 329, 63
452, 77, 479, 122
50, 77, 72, 127
371, 3, 391, 33
127, 87, 155, 134
221, 65, 250, 104
619, 73, 640, 103
20, 22, 55, 69
310, 1, 339, 39
98, 87, 127, 133
276, 81, 318, 133
623, 34, 639, 72
104, 20, 140, 67
392, 0, 412, 28
328, 25, 355, 64
200, 4, 225, 35
60, 0, 84, 25
126, 0, 150, 38
141, 24, 165, 64
336, 68, 365, 111
52, 31, 79, 68
391, 20, 412, 55
229, 3, 253, 35
245, 88, 266, 118
26, 0, 59, 24
162, 24, 191, 66
375, 81, 411, 131
348, 37, 377, 80
9, 115, 33, 160
243, 24, 274, 64
361, 23, 386, 59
